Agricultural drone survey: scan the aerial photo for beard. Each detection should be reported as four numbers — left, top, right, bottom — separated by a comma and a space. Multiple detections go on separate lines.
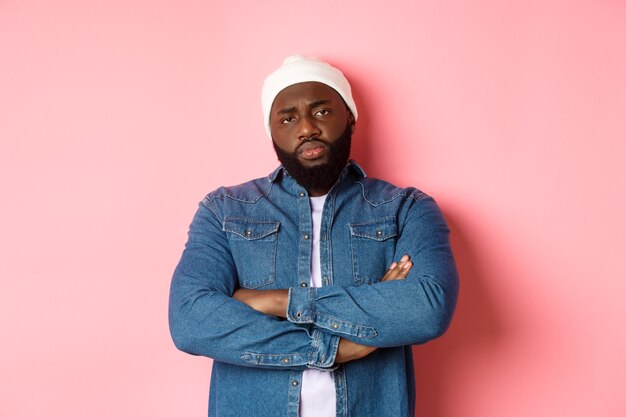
272, 124, 352, 193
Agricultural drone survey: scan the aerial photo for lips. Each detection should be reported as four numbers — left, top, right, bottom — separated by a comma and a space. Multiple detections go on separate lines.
298, 141, 328, 160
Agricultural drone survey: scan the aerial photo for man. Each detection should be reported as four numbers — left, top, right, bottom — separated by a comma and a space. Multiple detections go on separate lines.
169, 55, 459, 417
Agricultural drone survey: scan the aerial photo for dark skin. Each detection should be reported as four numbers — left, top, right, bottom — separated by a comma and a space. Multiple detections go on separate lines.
233, 82, 413, 363
270, 81, 355, 196
233, 256, 413, 362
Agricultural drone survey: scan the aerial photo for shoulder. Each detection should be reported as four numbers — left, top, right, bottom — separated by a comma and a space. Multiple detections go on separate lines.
201, 174, 275, 207
350, 175, 431, 207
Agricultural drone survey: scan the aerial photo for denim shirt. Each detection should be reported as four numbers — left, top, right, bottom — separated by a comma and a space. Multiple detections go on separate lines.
169, 160, 459, 417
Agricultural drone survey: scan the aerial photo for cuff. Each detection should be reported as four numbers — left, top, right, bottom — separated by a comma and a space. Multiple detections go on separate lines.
287, 287, 316, 324
307, 329, 340, 370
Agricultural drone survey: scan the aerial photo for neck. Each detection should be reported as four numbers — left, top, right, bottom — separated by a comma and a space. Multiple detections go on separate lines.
308, 187, 329, 197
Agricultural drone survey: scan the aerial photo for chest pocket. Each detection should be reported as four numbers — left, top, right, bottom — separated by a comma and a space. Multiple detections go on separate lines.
223, 218, 280, 289
349, 217, 398, 284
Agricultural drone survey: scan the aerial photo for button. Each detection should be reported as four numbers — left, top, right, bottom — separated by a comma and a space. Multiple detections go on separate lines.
376, 229, 382, 237
282, 358, 290, 363
299, 192, 305, 197
291, 380, 299, 386
296, 311, 302, 318
303, 234, 310, 240
331, 323, 339, 329
300, 282, 308, 288
245, 230, 252, 237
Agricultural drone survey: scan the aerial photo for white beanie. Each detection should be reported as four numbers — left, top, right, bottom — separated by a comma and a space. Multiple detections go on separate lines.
261, 55, 358, 139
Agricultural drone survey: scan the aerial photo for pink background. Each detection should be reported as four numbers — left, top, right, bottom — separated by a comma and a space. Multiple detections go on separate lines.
2, 1, 625, 416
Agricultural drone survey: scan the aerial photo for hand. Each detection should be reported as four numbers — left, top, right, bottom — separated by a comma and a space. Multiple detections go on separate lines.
335, 338, 377, 363
381, 255, 412, 282
334, 257, 412, 365
232, 288, 288, 318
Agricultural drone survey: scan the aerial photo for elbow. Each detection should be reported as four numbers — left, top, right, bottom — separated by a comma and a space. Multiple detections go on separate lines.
168, 304, 201, 356
168, 283, 229, 358
170, 328, 189, 354
169, 322, 205, 357
406, 305, 454, 345
423, 306, 454, 341
169, 319, 194, 355
415, 280, 458, 342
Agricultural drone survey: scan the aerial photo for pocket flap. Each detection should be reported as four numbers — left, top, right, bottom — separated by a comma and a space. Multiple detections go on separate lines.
223, 218, 280, 240
349, 217, 397, 241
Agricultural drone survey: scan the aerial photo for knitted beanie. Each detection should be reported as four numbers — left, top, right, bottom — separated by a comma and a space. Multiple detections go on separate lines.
261, 55, 358, 139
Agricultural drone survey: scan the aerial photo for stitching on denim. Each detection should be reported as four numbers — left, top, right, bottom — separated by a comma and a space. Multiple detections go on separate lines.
203, 180, 272, 205
287, 288, 313, 323
308, 287, 316, 323
412, 190, 429, 201
309, 329, 321, 366
352, 179, 407, 206
265, 179, 275, 199
242, 353, 308, 359
348, 223, 359, 284
240, 352, 309, 367
314, 312, 378, 339
224, 193, 263, 204
336, 368, 348, 417
222, 226, 279, 237
308, 330, 340, 369
348, 216, 398, 240
348, 215, 397, 227
348, 216, 397, 283
352, 178, 430, 206
222, 218, 280, 240
223, 216, 281, 224
201, 196, 221, 218
320, 331, 340, 368
323, 190, 336, 286
287, 288, 295, 322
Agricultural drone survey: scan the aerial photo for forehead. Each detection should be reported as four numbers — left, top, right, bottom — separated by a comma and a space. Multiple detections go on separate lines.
271, 81, 343, 111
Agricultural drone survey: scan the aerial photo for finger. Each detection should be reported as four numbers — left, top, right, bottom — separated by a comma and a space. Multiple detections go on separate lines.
382, 255, 413, 281
386, 257, 413, 281
381, 261, 399, 282
383, 262, 407, 281
399, 260, 413, 277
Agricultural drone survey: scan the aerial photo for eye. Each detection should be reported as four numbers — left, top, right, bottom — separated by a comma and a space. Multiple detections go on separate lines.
315, 109, 330, 117
281, 116, 296, 124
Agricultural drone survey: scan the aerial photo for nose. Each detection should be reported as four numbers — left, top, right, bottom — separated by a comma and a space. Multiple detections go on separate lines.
297, 115, 321, 141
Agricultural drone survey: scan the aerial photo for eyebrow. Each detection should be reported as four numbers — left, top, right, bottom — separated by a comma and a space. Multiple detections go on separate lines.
276, 99, 332, 115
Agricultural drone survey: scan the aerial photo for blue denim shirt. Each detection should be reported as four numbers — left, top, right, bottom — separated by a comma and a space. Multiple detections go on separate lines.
169, 161, 458, 417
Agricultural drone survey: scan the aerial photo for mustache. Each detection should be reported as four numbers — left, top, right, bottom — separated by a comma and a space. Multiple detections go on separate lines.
297, 138, 329, 153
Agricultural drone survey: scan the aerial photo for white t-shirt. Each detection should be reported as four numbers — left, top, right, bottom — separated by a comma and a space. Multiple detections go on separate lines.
299, 195, 336, 417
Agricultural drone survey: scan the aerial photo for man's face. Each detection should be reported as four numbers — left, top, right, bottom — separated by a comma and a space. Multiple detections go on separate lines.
270, 81, 355, 194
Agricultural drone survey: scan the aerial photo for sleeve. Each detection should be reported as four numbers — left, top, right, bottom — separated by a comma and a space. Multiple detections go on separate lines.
286, 195, 459, 348
168, 200, 340, 370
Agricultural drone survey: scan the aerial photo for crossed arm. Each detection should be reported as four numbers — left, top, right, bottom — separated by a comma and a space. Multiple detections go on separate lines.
169, 196, 457, 370
233, 256, 414, 363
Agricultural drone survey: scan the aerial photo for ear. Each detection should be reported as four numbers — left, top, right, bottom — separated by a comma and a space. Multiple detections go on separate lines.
348, 111, 356, 134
